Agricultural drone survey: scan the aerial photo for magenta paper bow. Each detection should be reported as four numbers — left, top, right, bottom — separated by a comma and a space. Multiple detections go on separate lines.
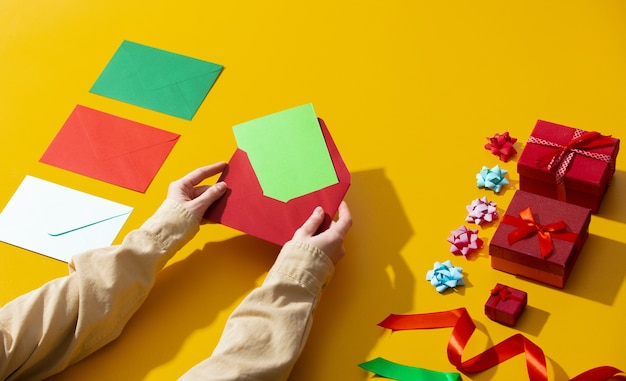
447, 225, 483, 258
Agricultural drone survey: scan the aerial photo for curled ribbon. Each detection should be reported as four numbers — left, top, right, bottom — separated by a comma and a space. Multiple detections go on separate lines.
528, 129, 615, 201
376, 307, 624, 381
501, 206, 578, 258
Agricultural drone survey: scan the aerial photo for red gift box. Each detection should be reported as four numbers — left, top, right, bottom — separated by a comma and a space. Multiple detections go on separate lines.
517, 120, 619, 213
484, 283, 527, 326
489, 190, 591, 288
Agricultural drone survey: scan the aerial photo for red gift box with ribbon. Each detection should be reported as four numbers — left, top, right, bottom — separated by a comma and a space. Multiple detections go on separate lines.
484, 283, 527, 326
489, 190, 591, 288
517, 120, 619, 213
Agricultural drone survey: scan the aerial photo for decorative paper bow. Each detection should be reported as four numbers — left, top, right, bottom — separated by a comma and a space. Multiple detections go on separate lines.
426, 260, 465, 293
447, 225, 483, 258
528, 129, 615, 201
501, 206, 578, 258
476, 164, 509, 193
371, 307, 625, 381
465, 196, 498, 225
485, 131, 518, 162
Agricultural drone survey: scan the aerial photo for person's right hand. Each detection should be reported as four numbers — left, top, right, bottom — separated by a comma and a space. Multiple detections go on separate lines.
291, 202, 352, 265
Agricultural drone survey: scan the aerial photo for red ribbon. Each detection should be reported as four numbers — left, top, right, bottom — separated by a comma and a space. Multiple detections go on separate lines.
528, 129, 615, 201
501, 206, 579, 258
377, 307, 624, 381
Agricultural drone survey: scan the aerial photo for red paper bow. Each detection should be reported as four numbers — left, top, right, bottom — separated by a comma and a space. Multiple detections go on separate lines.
501, 206, 579, 258
528, 129, 615, 201
377, 307, 625, 381
485, 131, 518, 162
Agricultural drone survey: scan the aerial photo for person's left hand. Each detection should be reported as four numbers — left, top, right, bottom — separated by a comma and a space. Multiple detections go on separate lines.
167, 162, 228, 223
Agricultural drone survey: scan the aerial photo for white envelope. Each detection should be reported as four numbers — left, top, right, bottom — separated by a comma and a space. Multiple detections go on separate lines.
0, 176, 132, 262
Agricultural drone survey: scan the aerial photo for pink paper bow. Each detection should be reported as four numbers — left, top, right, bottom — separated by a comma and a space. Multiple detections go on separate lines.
465, 196, 498, 225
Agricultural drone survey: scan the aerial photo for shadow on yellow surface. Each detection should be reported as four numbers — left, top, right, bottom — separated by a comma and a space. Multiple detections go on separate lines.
289, 168, 416, 379
597, 170, 626, 223
564, 234, 626, 306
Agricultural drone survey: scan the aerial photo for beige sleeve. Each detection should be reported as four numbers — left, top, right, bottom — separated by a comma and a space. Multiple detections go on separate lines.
179, 240, 335, 381
0, 199, 199, 381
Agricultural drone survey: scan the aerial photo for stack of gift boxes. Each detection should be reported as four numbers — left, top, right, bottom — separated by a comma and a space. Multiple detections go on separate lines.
485, 120, 620, 325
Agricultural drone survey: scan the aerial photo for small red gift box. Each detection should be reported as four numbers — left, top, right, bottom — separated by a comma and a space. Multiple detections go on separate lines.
489, 190, 591, 288
517, 120, 620, 213
484, 283, 527, 326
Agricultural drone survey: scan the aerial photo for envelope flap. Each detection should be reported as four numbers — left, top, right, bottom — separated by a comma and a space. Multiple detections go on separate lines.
122, 40, 223, 91
75, 105, 180, 160
43, 183, 133, 236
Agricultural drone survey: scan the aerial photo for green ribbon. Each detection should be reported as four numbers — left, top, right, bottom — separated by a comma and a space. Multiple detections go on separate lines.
359, 357, 462, 381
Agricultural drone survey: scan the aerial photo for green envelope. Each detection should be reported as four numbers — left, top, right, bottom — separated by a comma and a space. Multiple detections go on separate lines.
233, 103, 339, 202
90, 40, 223, 120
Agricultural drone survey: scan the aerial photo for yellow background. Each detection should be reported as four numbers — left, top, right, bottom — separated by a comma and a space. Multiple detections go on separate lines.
1, 1, 625, 379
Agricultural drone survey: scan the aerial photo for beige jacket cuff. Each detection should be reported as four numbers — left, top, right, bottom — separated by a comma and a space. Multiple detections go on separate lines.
270, 240, 335, 297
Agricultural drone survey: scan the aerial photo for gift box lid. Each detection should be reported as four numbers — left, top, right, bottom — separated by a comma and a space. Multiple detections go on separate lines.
517, 120, 620, 196
489, 190, 591, 275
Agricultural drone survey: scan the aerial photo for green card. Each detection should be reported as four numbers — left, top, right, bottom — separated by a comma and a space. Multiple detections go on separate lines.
233, 103, 339, 202
90, 40, 223, 120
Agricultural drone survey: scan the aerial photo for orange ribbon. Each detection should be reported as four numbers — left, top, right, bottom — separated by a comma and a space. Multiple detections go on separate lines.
501, 206, 578, 258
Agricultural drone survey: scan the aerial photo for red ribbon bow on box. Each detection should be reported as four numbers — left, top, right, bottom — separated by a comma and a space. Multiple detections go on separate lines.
489, 284, 522, 304
528, 129, 615, 201
486, 284, 523, 320
501, 206, 579, 258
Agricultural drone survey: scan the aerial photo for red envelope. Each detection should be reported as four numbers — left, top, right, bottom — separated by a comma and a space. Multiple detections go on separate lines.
205, 118, 350, 246
40, 105, 180, 192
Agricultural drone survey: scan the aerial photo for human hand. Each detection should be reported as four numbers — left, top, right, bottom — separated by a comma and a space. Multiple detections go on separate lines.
167, 162, 228, 223
291, 202, 352, 265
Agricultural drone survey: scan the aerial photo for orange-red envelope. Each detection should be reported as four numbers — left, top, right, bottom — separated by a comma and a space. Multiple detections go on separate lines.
205, 118, 350, 246
40, 105, 180, 192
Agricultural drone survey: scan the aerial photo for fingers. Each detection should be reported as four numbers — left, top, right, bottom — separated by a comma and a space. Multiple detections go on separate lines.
295, 206, 326, 237
179, 162, 227, 187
